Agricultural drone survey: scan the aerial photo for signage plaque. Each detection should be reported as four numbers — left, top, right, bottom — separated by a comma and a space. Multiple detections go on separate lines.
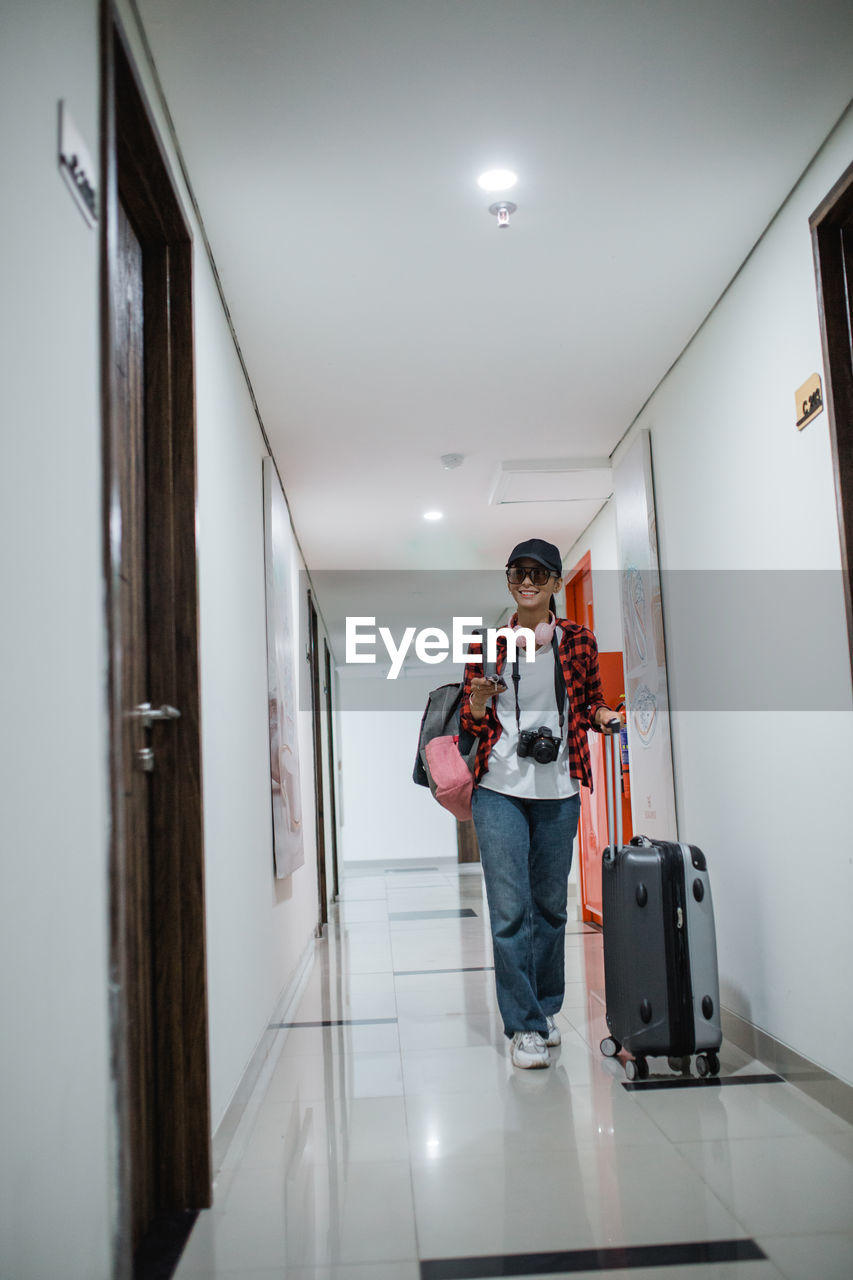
795, 373, 823, 431
58, 101, 98, 228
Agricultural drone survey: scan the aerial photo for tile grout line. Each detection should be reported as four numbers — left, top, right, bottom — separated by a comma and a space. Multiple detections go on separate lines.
269, 1018, 399, 1028
623, 1059, 774, 1257
672, 1141, 762, 1260
390, 869, 428, 1269
394, 966, 497, 976
618, 1065, 784, 1255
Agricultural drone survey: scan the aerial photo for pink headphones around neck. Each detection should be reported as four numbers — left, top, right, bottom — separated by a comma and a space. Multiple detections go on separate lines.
513, 611, 557, 650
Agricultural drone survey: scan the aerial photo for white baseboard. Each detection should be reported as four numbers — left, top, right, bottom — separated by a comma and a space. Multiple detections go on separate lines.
211, 937, 316, 1175
721, 1005, 853, 1125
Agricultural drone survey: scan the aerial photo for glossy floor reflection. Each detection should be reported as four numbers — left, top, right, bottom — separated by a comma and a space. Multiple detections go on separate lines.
175, 861, 853, 1280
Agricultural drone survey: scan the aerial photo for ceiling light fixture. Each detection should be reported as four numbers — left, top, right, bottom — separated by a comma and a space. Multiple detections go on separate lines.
423, 510, 443, 521
477, 169, 517, 192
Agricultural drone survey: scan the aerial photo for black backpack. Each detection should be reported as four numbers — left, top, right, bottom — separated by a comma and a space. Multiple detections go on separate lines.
412, 681, 477, 793
413, 626, 492, 797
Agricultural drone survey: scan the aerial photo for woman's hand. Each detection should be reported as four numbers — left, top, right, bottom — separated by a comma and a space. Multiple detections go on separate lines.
594, 707, 622, 733
469, 675, 505, 721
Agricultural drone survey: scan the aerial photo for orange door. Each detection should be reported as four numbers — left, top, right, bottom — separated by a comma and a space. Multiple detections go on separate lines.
565, 553, 594, 631
564, 558, 632, 924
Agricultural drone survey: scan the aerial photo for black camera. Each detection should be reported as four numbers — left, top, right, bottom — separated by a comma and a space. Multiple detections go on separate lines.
517, 725, 561, 764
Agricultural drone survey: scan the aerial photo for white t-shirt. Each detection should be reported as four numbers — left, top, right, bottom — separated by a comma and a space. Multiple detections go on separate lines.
479, 630, 580, 800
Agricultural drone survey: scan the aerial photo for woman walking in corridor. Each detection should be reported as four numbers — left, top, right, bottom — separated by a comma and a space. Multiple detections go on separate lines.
461, 538, 620, 1069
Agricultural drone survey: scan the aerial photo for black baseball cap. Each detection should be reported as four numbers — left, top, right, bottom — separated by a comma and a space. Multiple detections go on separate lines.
506, 538, 563, 577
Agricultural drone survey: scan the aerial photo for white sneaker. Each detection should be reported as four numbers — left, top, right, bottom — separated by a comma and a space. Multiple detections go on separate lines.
545, 1016, 561, 1047
510, 1031, 550, 1069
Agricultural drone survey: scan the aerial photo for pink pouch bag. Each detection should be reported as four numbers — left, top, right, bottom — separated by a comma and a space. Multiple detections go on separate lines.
424, 734, 474, 821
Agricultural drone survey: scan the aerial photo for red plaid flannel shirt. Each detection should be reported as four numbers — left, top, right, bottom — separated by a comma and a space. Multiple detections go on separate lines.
460, 617, 608, 791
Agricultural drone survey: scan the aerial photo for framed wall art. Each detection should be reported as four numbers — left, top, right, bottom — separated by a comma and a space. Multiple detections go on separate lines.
262, 457, 304, 878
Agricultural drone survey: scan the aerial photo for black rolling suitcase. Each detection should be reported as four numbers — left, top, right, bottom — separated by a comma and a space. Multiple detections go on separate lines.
598, 734, 722, 1081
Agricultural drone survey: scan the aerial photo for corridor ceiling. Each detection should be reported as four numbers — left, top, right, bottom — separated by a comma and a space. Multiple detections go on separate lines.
135, 0, 853, 650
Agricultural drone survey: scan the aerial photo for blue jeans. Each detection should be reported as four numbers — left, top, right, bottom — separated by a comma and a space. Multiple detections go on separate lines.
472, 787, 580, 1038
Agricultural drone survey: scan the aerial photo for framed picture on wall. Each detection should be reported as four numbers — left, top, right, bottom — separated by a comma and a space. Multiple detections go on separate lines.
613, 430, 678, 839
262, 457, 305, 878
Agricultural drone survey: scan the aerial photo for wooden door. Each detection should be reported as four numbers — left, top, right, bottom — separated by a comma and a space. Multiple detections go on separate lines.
456, 819, 481, 863
103, 20, 211, 1271
811, 160, 853, 685
116, 198, 157, 1241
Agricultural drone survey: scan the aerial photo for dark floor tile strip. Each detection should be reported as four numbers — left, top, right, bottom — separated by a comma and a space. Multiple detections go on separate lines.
622, 1072, 785, 1091
419, 1237, 766, 1278
270, 1018, 399, 1028
385, 866, 440, 873
134, 1210, 199, 1280
394, 966, 496, 976
390, 908, 478, 920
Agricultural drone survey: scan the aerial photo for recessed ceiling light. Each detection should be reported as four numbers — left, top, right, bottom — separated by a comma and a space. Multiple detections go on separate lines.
423, 510, 443, 521
477, 169, 517, 192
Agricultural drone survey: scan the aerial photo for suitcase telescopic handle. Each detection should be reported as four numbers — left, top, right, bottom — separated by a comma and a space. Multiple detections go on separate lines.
603, 727, 622, 857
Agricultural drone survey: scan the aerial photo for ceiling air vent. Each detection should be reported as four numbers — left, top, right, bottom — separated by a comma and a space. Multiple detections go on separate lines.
489, 459, 612, 505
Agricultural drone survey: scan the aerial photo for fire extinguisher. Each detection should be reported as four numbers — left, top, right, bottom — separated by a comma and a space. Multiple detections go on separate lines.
616, 694, 630, 799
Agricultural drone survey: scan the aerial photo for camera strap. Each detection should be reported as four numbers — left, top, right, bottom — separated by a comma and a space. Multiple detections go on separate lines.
511, 630, 566, 737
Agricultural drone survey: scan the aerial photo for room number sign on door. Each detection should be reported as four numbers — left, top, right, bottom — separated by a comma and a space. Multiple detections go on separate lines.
795, 373, 823, 431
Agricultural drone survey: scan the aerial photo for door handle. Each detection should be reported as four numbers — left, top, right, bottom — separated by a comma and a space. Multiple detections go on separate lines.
128, 702, 181, 729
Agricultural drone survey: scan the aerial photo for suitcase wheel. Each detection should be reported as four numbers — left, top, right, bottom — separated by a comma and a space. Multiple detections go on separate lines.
667, 1055, 690, 1074
695, 1051, 720, 1078
624, 1055, 649, 1081
600, 1037, 621, 1058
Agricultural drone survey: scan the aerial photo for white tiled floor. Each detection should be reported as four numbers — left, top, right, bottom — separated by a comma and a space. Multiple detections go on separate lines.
175, 862, 853, 1280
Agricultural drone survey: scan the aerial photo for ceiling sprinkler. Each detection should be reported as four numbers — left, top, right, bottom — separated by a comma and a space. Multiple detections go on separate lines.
489, 200, 517, 229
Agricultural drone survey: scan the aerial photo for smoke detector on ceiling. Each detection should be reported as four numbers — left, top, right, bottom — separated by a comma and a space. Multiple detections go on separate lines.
440, 453, 464, 470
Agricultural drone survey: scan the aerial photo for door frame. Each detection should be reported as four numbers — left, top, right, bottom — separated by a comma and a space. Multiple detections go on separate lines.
307, 591, 328, 927
564, 553, 598, 922
810, 159, 853, 688
323, 639, 341, 901
101, 6, 211, 1269
564, 551, 593, 629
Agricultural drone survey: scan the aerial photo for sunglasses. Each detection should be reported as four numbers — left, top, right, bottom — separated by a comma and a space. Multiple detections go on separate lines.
506, 565, 554, 586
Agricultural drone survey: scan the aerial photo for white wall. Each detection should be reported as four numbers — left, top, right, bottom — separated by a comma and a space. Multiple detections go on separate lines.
0, 4, 113, 1278
191, 261, 322, 1128
339, 671, 460, 863
567, 107, 853, 1084
0, 5, 330, 1276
